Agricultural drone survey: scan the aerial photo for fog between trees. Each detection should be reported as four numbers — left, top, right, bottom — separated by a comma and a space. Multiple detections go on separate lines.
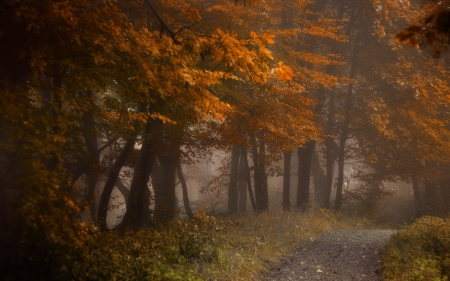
1, 0, 450, 278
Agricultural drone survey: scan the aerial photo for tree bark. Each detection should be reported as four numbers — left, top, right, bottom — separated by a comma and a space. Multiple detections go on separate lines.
311, 146, 326, 204
251, 137, 264, 212
153, 127, 182, 223
228, 145, 241, 214
411, 173, 422, 218
241, 147, 257, 212
324, 92, 336, 209
259, 141, 269, 210
283, 151, 291, 211
177, 162, 194, 219
118, 115, 157, 230
80, 103, 101, 223
97, 137, 136, 230
335, 59, 357, 210
238, 151, 247, 212
153, 151, 177, 222
296, 141, 315, 211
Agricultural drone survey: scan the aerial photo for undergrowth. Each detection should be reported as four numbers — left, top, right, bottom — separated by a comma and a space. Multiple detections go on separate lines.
67, 209, 337, 281
382, 216, 450, 281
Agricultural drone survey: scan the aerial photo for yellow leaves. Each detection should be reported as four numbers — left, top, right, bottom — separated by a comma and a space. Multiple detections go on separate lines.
262, 33, 275, 44
273, 62, 293, 82
258, 45, 273, 60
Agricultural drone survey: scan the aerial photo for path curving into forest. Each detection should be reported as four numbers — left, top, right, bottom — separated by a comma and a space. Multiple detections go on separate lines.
262, 229, 396, 281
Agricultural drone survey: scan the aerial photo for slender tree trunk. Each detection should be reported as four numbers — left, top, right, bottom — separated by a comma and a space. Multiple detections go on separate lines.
259, 141, 269, 210
296, 141, 315, 210
228, 145, 241, 214
324, 91, 336, 209
81, 105, 101, 223
177, 162, 194, 219
283, 151, 291, 211
335, 60, 357, 210
97, 137, 136, 230
241, 147, 257, 212
238, 151, 247, 213
311, 146, 327, 205
321, 0, 348, 209
251, 137, 264, 211
411, 173, 422, 218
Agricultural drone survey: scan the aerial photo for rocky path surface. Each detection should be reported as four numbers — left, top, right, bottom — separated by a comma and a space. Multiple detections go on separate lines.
262, 229, 396, 281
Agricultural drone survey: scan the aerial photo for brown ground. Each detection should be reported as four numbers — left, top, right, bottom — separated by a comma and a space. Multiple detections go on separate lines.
261, 229, 395, 281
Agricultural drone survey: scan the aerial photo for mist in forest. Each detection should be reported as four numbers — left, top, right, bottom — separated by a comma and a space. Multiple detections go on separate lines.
2, 0, 450, 279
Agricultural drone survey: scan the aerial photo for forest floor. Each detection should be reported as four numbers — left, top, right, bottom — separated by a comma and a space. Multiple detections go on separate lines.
261, 228, 395, 281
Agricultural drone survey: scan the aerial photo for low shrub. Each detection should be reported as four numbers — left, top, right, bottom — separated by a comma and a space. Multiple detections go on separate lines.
382, 216, 450, 281
67, 209, 337, 281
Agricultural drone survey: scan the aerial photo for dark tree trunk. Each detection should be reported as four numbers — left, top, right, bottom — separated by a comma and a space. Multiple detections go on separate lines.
311, 146, 327, 204
118, 115, 157, 230
324, 91, 336, 209
153, 150, 178, 222
251, 137, 264, 212
81, 105, 101, 223
411, 174, 422, 218
335, 60, 357, 210
296, 141, 315, 211
153, 127, 182, 223
283, 151, 292, 211
228, 145, 241, 214
238, 151, 247, 213
241, 147, 257, 212
97, 137, 136, 230
259, 141, 269, 210
177, 162, 194, 219
320, 0, 348, 209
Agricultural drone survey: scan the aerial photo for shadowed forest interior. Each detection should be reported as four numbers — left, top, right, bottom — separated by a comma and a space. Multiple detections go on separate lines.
1, 0, 450, 280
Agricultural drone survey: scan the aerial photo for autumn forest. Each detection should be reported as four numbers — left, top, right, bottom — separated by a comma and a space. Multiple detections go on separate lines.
2, 0, 450, 280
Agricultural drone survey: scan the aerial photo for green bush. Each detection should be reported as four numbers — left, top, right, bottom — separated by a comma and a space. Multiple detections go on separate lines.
382, 216, 450, 281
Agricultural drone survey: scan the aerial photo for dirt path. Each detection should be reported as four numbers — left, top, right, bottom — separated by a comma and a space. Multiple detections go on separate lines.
262, 229, 396, 281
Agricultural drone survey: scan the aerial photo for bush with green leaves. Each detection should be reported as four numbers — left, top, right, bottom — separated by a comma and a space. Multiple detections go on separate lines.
382, 216, 450, 281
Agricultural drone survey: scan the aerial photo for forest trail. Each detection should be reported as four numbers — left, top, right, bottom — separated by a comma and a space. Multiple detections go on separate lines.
262, 229, 395, 281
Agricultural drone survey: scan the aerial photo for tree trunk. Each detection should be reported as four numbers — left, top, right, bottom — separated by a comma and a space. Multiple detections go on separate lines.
81, 105, 101, 223
411, 173, 422, 218
228, 145, 241, 214
282, 151, 291, 211
259, 141, 269, 210
296, 141, 315, 211
153, 151, 178, 222
324, 91, 336, 209
238, 151, 247, 213
335, 60, 356, 210
251, 137, 264, 212
311, 146, 327, 205
97, 137, 136, 230
118, 115, 157, 230
153, 127, 182, 223
241, 147, 257, 212
177, 162, 194, 219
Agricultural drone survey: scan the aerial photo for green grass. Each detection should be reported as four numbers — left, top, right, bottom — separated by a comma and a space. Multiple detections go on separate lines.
381, 216, 450, 281
66, 209, 338, 281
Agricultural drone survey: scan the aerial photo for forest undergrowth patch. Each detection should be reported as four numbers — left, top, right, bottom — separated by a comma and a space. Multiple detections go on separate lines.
381, 216, 450, 281
67, 209, 338, 281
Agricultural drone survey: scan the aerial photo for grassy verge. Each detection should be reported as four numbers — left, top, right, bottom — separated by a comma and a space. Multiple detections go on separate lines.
67, 209, 337, 280
381, 216, 450, 281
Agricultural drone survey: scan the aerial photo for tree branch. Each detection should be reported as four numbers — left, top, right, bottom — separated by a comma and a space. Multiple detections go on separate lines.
143, 0, 181, 44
